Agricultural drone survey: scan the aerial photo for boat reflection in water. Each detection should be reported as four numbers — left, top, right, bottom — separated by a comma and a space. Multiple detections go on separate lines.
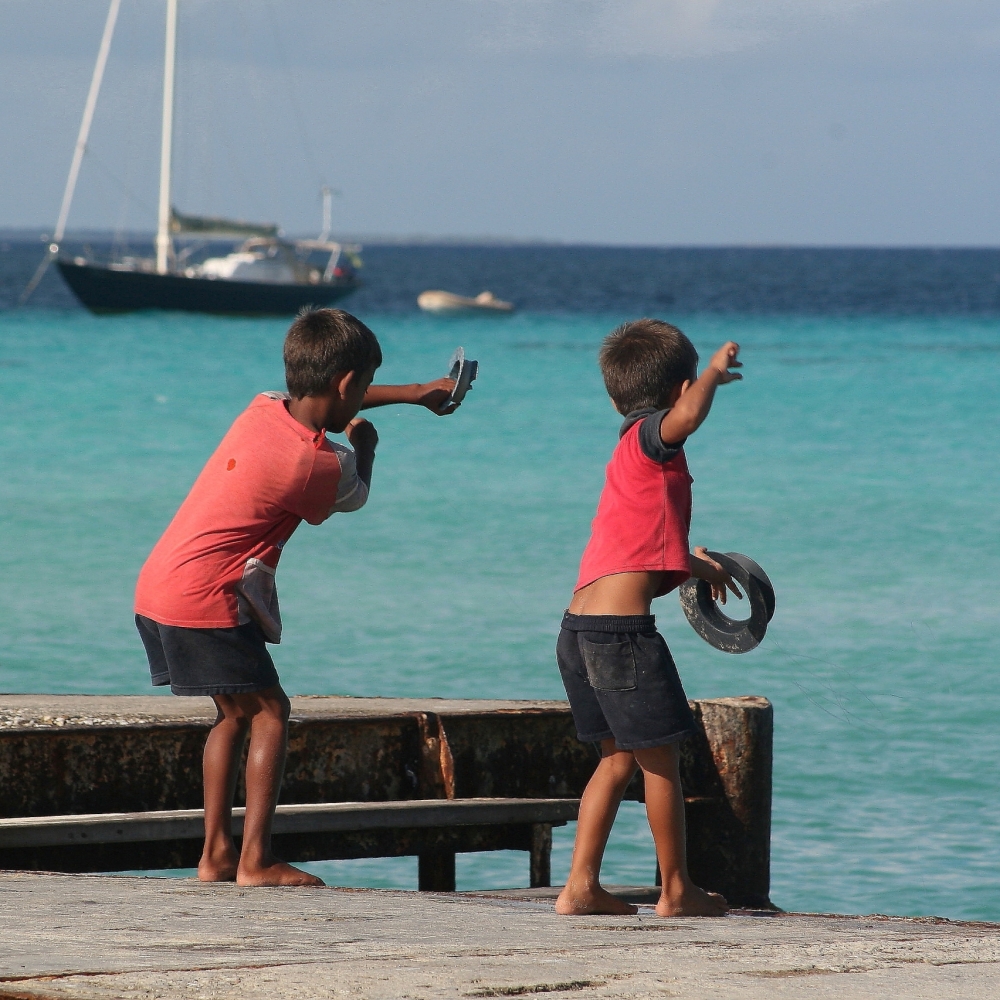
58, 211, 361, 315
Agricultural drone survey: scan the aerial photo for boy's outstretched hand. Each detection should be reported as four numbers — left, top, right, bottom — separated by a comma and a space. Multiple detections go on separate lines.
707, 342, 742, 383
414, 378, 458, 414
659, 341, 742, 445
690, 546, 743, 605
361, 380, 458, 414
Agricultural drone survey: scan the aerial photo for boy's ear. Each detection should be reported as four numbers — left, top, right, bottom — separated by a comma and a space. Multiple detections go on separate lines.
332, 370, 355, 399
668, 380, 691, 406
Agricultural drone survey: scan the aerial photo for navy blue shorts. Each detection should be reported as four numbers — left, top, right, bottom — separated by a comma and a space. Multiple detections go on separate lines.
136, 614, 280, 697
556, 612, 697, 750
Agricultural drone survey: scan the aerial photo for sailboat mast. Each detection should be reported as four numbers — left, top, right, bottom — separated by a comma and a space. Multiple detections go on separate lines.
319, 186, 332, 242
155, 0, 178, 275
18, 0, 121, 305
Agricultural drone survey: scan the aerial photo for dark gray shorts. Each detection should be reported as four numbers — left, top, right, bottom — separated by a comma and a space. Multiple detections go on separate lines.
556, 612, 697, 750
136, 614, 280, 697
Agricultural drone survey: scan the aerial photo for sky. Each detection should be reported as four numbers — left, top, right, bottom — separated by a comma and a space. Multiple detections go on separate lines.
1, 0, 998, 245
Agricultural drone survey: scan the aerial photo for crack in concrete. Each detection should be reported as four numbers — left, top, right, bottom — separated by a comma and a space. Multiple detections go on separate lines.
0, 960, 335, 985
465, 982, 604, 997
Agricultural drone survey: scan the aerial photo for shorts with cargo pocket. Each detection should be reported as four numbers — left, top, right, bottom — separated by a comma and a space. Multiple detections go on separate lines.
556, 612, 697, 750
136, 614, 279, 697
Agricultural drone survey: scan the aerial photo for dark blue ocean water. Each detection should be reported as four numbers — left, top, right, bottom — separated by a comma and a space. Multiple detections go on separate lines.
2, 239, 999, 918
5, 237, 1000, 316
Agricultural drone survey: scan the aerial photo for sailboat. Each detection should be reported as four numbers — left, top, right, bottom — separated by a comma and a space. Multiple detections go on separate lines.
23, 0, 361, 315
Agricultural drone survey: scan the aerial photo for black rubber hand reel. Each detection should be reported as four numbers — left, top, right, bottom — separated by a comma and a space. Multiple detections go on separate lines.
678, 552, 775, 653
438, 347, 479, 413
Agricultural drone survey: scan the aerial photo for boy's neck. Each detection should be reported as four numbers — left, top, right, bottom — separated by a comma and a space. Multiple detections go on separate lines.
286, 395, 332, 434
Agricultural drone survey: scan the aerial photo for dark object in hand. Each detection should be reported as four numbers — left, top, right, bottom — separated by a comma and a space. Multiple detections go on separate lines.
679, 552, 775, 653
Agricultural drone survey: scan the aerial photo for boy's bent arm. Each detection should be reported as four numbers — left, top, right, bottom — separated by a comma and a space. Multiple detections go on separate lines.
659, 342, 742, 444
362, 379, 456, 414
345, 418, 377, 489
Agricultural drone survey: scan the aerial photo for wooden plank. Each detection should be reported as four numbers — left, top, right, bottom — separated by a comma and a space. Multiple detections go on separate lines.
0, 798, 581, 849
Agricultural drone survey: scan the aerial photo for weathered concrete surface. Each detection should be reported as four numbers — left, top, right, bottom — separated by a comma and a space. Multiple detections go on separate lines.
0, 695, 774, 907
0, 695, 572, 728
1, 873, 998, 1000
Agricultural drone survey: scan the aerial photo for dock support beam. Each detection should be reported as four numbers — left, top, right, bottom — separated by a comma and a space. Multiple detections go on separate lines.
418, 850, 456, 891
415, 822, 553, 891
529, 823, 552, 888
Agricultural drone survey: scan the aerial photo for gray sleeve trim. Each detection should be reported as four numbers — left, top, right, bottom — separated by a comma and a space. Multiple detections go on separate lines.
638, 409, 685, 463
327, 442, 369, 514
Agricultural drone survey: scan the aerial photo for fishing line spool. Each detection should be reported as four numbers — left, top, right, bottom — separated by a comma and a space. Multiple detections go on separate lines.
678, 551, 775, 653
439, 347, 479, 413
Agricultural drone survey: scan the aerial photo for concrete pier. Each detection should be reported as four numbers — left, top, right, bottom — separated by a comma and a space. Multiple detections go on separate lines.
0, 694, 774, 907
1, 872, 998, 999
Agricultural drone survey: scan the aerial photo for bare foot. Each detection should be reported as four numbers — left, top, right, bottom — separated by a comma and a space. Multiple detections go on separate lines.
236, 857, 325, 887
197, 847, 240, 882
655, 884, 728, 917
555, 883, 638, 916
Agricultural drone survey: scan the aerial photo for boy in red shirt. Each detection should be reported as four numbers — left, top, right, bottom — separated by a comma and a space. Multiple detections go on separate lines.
555, 319, 743, 917
135, 308, 456, 887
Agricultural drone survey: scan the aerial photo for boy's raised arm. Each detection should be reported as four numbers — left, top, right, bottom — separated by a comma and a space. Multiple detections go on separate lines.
659, 342, 742, 445
362, 379, 457, 414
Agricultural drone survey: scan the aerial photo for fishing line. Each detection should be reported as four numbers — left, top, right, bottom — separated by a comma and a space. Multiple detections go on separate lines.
761, 635, 889, 734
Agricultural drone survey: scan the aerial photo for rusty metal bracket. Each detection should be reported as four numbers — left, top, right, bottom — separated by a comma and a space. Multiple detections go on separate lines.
414, 712, 456, 800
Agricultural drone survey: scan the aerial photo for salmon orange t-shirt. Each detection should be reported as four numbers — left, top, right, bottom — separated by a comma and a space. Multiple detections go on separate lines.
134, 392, 367, 640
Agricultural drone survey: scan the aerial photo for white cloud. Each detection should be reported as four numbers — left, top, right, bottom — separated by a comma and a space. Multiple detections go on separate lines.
589, 0, 765, 59
577, 0, 897, 60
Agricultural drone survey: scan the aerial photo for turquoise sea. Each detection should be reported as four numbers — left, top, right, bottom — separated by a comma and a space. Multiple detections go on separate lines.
2, 244, 1000, 919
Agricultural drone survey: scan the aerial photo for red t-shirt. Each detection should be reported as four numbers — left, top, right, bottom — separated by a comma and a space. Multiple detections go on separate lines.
576, 408, 693, 598
135, 393, 367, 639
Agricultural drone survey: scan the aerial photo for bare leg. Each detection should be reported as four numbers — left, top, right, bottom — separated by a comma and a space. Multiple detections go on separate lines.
555, 739, 639, 915
633, 743, 727, 917
233, 685, 324, 887
198, 696, 248, 882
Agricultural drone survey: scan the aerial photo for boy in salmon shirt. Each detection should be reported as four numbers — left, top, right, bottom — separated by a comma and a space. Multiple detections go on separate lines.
555, 319, 742, 917
135, 308, 455, 887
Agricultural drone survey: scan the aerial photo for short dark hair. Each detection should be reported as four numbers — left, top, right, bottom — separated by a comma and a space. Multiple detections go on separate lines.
599, 319, 698, 415
283, 308, 382, 398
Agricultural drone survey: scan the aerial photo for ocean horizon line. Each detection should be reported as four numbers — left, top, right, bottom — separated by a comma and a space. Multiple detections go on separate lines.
4, 228, 1000, 252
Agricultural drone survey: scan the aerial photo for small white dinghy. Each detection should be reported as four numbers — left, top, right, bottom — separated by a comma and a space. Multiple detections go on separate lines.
417, 289, 514, 314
